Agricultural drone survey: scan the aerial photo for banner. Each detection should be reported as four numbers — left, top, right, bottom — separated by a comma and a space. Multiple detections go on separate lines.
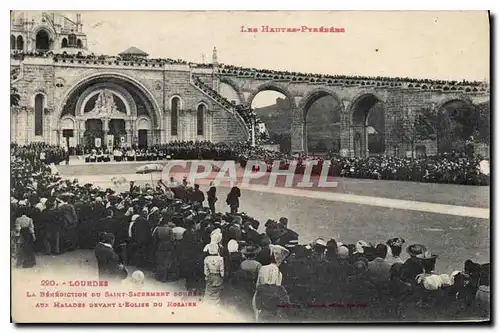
107, 135, 114, 151
94, 137, 101, 148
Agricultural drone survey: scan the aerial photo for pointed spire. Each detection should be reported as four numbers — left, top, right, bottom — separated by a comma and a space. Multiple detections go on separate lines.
212, 46, 218, 65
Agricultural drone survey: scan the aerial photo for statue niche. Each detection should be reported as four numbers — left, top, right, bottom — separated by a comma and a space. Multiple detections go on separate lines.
85, 89, 125, 117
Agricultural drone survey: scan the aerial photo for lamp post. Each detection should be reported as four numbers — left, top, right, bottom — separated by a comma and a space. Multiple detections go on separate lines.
250, 108, 257, 147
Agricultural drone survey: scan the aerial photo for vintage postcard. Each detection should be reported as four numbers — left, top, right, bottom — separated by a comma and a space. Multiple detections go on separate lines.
10, 10, 490, 323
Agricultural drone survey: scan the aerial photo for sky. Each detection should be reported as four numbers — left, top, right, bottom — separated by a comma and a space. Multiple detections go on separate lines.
34, 11, 491, 106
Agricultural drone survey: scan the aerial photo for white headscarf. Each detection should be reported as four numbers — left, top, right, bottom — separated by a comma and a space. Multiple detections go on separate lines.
269, 244, 290, 266
257, 264, 282, 286
227, 239, 239, 253
210, 228, 223, 244
205, 243, 220, 255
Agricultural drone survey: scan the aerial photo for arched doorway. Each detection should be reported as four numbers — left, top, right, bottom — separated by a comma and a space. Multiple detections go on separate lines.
16, 36, 24, 51
250, 90, 291, 152
109, 119, 126, 148
351, 94, 385, 157
137, 118, 151, 148
35, 30, 50, 51
302, 91, 342, 155
10, 35, 15, 50
85, 119, 104, 148
59, 74, 161, 147
437, 100, 477, 154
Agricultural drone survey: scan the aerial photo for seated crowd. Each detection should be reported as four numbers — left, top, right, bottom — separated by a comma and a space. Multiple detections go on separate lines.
11, 147, 490, 321
11, 50, 486, 89
17, 140, 489, 186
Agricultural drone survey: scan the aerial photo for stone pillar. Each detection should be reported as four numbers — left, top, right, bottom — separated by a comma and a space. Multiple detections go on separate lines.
290, 107, 304, 153
125, 120, 132, 147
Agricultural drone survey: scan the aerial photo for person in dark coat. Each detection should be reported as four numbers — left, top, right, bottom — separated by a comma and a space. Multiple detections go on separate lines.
153, 220, 178, 282
226, 186, 241, 214
180, 221, 206, 292
191, 184, 205, 205
94, 233, 128, 284
255, 234, 272, 266
207, 182, 217, 216
401, 244, 426, 284
130, 216, 153, 269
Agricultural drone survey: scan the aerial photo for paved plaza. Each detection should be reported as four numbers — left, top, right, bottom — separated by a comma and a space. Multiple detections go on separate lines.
54, 160, 490, 275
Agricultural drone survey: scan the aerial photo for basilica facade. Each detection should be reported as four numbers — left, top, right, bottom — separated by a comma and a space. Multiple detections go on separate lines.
10, 12, 249, 149
11, 12, 489, 156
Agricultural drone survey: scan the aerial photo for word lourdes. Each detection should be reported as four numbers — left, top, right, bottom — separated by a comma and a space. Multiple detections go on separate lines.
240, 25, 346, 33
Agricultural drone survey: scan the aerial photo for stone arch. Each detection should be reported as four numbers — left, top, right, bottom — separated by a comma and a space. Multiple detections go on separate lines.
350, 92, 385, 124
299, 88, 344, 119
75, 82, 136, 117
34, 93, 46, 136
57, 72, 162, 129
196, 102, 208, 136
349, 92, 386, 157
34, 28, 52, 51
137, 117, 151, 130
31, 91, 48, 108
246, 82, 297, 108
79, 89, 132, 117
434, 95, 473, 113
169, 95, 184, 110
61, 37, 68, 48
218, 76, 245, 104
299, 88, 344, 154
16, 35, 24, 51
434, 95, 476, 154
60, 116, 75, 130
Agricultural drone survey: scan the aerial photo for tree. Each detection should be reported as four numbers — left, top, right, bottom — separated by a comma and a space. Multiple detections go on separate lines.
391, 108, 437, 158
10, 87, 20, 107
474, 102, 490, 143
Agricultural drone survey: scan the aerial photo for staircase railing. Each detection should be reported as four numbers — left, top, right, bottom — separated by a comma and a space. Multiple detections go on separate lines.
190, 75, 251, 136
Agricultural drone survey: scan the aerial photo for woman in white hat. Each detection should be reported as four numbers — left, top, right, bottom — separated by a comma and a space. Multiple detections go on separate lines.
203, 243, 225, 305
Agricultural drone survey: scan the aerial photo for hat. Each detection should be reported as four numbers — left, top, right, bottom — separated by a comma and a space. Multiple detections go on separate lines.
407, 244, 427, 257
387, 237, 405, 248
315, 238, 327, 248
172, 226, 186, 240
284, 239, 299, 249
355, 240, 369, 254
131, 270, 145, 285
338, 246, 349, 259
416, 251, 438, 260
241, 244, 262, 257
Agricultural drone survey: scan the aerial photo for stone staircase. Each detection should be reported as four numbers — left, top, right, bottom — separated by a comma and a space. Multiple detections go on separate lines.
190, 75, 251, 135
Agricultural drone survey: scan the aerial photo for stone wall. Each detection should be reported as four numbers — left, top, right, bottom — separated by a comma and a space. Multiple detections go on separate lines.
11, 60, 248, 145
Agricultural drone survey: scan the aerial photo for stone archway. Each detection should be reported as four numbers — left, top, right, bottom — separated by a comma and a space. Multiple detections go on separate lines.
349, 93, 385, 157
434, 96, 476, 154
35, 29, 50, 51
218, 76, 245, 104
58, 73, 162, 147
247, 82, 302, 152
299, 88, 344, 155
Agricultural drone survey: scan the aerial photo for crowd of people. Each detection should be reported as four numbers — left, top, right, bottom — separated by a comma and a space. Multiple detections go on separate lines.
76, 141, 241, 162
17, 141, 489, 186
10, 143, 68, 168
11, 50, 487, 91
10, 143, 490, 321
